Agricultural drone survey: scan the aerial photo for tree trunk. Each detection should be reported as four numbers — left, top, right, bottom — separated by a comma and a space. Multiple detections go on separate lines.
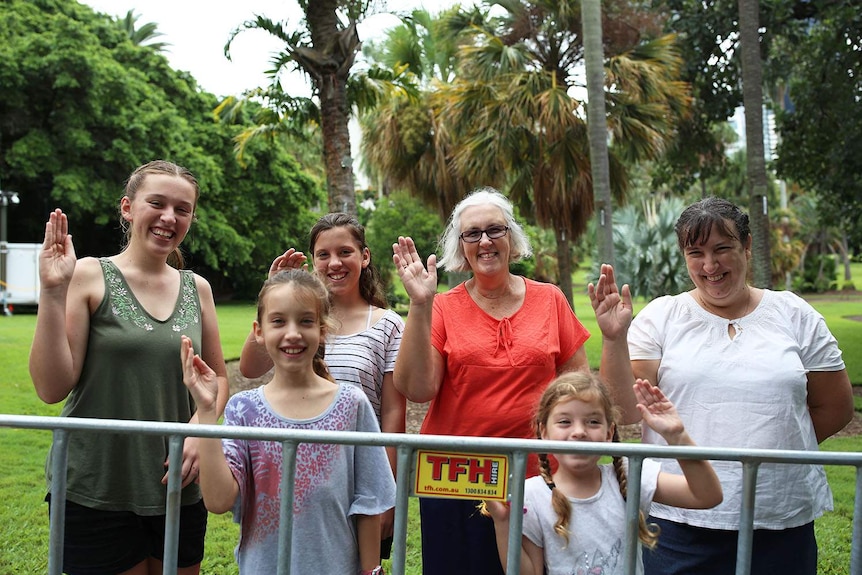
555, 226, 574, 311
582, 0, 615, 268
305, 0, 357, 214
318, 80, 356, 213
737, 0, 772, 288
840, 232, 851, 281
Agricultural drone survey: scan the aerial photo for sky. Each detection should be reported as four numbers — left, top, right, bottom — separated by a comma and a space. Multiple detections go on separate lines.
82, 1, 439, 98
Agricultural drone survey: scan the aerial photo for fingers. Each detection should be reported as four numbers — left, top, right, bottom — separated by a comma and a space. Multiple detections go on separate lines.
426, 253, 437, 275
44, 209, 67, 249
621, 283, 632, 307
633, 378, 657, 405
269, 249, 308, 278
393, 236, 422, 272
161, 457, 200, 487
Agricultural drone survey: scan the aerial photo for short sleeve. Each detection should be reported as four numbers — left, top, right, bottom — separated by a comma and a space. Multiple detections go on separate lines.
628, 296, 672, 361
222, 395, 250, 519
790, 296, 845, 371
348, 387, 396, 517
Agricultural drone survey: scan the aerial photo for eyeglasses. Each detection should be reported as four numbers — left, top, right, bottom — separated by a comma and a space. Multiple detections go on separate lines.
459, 225, 510, 243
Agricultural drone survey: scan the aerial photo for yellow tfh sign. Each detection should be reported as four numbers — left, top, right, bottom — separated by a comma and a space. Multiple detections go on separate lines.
414, 450, 509, 501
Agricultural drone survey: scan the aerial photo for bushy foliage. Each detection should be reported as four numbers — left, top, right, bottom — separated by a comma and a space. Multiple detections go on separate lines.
593, 197, 690, 300
364, 192, 443, 304
793, 254, 838, 294
0, 0, 325, 299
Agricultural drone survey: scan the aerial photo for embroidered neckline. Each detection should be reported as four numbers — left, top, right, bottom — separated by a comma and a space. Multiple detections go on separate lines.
101, 259, 199, 332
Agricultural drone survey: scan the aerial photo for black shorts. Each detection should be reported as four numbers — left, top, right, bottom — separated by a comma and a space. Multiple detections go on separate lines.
48, 497, 207, 575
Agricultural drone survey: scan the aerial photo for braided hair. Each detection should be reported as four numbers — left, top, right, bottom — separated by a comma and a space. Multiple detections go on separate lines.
535, 371, 660, 548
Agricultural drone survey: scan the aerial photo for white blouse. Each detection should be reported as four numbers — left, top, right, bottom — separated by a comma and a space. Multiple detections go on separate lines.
628, 289, 845, 530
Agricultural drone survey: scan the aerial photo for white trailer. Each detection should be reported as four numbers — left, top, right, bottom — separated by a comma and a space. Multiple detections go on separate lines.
2, 242, 41, 312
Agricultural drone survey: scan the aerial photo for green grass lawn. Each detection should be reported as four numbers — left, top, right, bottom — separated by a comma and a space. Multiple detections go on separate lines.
1, 273, 860, 574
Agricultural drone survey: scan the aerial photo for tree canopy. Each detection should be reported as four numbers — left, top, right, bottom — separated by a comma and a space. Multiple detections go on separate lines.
0, 0, 325, 298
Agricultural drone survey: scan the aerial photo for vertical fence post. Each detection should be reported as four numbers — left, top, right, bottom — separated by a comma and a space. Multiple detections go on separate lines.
735, 461, 759, 575
277, 441, 298, 575
624, 456, 644, 575
48, 429, 69, 575
852, 465, 862, 575
162, 435, 184, 575
390, 445, 413, 575
505, 451, 528, 575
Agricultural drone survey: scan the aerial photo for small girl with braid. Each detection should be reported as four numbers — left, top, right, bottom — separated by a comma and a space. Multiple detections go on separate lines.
484, 372, 722, 575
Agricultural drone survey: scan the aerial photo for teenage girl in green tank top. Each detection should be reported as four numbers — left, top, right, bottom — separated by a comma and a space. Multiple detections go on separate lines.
30, 160, 228, 575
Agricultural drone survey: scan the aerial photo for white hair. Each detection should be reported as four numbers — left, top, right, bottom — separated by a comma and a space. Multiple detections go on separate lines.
436, 187, 532, 272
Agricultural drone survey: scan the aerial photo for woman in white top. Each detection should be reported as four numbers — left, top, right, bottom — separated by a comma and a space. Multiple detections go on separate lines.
590, 196, 853, 574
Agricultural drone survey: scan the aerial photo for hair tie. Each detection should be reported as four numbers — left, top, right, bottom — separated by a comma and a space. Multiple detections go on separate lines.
546, 481, 556, 491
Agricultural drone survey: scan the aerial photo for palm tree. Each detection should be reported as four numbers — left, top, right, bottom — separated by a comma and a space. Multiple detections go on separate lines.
358, 6, 469, 205
119, 10, 169, 52
220, 1, 386, 214
434, 1, 689, 305
582, 0, 614, 266
737, 0, 773, 288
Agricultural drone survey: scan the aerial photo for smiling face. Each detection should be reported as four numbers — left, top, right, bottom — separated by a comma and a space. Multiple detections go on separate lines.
541, 395, 615, 473
120, 174, 196, 257
254, 283, 325, 374
459, 204, 511, 276
311, 226, 370, 300
683, 221, 751, 309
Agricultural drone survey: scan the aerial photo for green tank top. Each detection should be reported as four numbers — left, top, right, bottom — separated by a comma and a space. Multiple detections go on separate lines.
46, 259, 203, 514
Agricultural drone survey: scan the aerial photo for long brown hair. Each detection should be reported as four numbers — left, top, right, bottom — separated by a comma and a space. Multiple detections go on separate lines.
120, 160, 200, 269
256, 269, 336, 382
308, 213, 387, 308
535, 371, 660, 548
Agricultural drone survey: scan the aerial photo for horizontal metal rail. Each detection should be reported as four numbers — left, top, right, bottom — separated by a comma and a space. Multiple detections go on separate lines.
1, 413, 860, 575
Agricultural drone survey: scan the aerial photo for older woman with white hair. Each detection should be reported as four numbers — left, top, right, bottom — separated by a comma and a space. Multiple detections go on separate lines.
392, 187, 592, 575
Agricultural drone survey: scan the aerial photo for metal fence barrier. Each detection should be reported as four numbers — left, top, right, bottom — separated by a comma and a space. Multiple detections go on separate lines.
1, 413, 860, 575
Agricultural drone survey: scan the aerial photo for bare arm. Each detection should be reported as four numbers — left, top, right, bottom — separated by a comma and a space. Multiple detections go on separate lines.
557, 345, 589, 376
627, 359, 660, 425
180, 336, 239, 513
484, 501, 543, 575
590, 264, 640, 424
392, 236, 444, 403
239, 249, 306, 378
381, 371, 406, 470
239, 327, 274, 378
196, 275, 229, 417
807, 369, 854, 443
356, 514, 382, 572
379, 371, 404, 539
29, 210, 96, 404
636, 380, 722, 510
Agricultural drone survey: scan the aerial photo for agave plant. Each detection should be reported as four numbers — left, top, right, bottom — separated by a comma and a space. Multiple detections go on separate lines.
593, 196, 690, 300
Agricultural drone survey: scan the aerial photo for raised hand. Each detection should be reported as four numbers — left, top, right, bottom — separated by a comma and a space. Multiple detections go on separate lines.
39, 209, 77, 290
633, 379, 685, 443
588, 263, 632, 341
268, 248, 308, 278
393, 236, 437, 305
180, 335, 219, 417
